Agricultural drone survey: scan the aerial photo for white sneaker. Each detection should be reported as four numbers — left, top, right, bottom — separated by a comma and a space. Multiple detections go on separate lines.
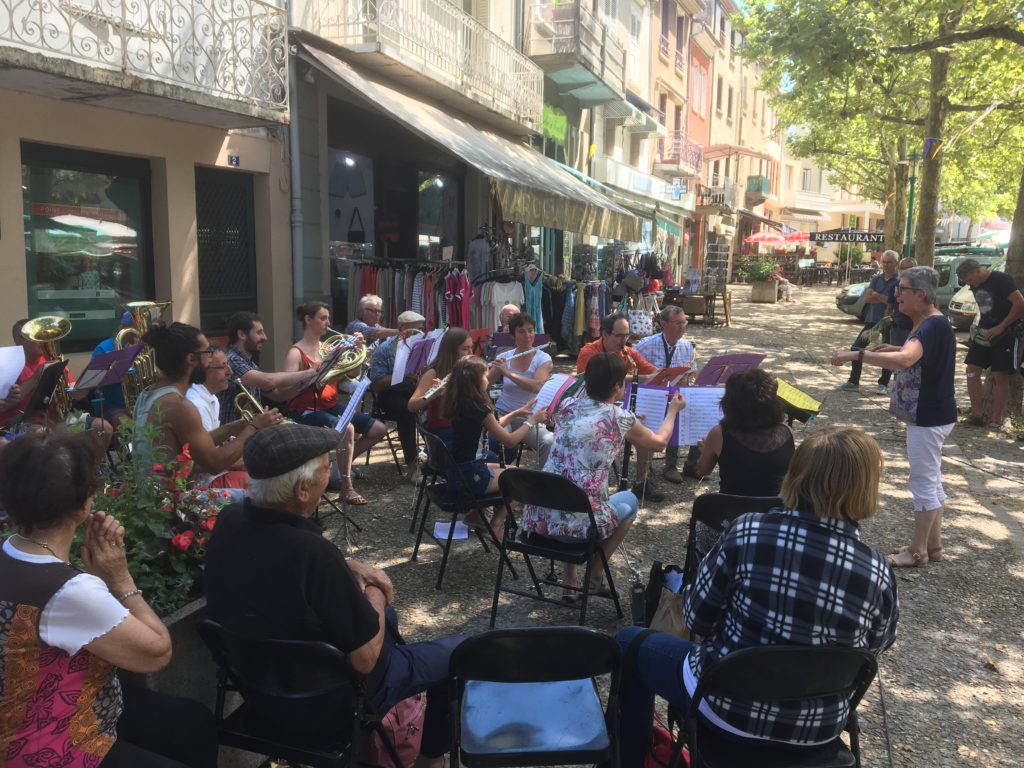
836, 381, 859, 392
875, 384, 889, 395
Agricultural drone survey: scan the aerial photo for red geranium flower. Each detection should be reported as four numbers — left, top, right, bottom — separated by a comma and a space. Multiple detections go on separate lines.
170, 531, 194, 551
152, 463, 165, 473
199, 517, 217, 532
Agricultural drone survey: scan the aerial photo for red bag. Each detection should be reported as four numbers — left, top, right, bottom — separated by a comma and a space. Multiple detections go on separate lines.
645, 719, 689, 768
361, 692, 426, 768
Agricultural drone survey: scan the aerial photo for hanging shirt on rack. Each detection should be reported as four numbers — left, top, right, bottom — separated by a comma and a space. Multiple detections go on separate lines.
522, 268, 544, 333
562, 280, 576, 342
488, 281, 525, 331
468, 237, 490, 284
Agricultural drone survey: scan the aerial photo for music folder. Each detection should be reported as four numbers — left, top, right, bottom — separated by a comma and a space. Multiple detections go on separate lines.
74, 343, 144, 391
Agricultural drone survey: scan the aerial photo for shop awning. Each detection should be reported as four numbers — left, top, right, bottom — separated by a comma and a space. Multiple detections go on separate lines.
782, 207, 830, 222
736, 208, 784, 230
299, 42, 640, 241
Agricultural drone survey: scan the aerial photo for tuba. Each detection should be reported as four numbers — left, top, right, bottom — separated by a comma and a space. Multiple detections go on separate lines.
21, 316, 73, 421
115, 300, 171, 413
317, 330, 367, 391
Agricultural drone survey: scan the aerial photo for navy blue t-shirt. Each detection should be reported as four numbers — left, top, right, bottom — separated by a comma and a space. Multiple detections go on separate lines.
890, 315, 956, 426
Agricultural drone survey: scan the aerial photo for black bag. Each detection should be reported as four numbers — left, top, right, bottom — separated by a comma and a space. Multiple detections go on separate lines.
347, 208, 366, 243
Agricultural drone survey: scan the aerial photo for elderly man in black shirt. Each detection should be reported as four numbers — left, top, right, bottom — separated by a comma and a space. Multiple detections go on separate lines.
204, 424, 462, 768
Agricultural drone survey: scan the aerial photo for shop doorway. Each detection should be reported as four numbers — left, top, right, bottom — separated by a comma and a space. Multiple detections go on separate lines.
195, 167, 256, 337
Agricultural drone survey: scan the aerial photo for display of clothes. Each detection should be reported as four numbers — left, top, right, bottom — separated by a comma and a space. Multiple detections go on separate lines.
522, 265, 544, 333
346, 260, 471, 329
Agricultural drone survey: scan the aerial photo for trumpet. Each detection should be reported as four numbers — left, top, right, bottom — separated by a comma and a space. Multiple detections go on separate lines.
421, 373, 450, 402
233, 379, 291, 425
21, 316, 73, 421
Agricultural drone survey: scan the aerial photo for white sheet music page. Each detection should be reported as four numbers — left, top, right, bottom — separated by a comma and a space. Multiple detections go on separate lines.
632, 384, 673, 433
334, 378, 372, 433
675, 387, 724, 445
534, 373, 571, 414
0, 345, 26, 399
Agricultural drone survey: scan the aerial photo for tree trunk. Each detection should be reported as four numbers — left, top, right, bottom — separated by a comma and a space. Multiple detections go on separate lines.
914, 12, 960, 266
883, 137, 908, 254
1006, 164, 1024, 418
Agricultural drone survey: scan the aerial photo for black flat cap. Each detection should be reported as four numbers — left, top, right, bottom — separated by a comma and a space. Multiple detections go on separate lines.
243, 424, 340, 479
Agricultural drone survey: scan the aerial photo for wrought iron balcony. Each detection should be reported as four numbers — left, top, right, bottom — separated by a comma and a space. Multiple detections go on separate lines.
0, 0, 288, 121
654, 131, 705, 178
696, 179, 739, 210
525, 0, 626, 106
659, 34, 669, 58
294, 0, 543, 133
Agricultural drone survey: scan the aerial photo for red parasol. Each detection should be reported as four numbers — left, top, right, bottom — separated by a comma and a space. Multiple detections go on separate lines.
785, 230, 810, 242
744, 230, 786, 244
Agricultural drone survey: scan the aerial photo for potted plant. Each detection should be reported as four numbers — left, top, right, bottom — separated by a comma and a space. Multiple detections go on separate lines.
739, 257, 781, 303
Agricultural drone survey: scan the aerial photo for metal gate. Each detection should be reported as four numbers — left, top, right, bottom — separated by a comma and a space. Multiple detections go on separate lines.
195, 167, 256, 337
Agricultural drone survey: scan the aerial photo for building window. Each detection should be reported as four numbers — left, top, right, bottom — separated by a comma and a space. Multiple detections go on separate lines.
727, 86, 734, 119
674, 104, 683, 131
712, 160, 720, 185
724, 156, 731, 179
784, 165, 793, 190
602, 0, 618, 18
801, 169, 812, 191
629, 135, 642, 167
675, 17, 686, 54
658, 93, 668, 126
692, 66, 708, 118
21, 142, 153, 353
716, 76, 723, 112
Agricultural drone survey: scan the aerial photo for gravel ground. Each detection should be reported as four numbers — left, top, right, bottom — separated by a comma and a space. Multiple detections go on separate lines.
321, 283, 1024, 768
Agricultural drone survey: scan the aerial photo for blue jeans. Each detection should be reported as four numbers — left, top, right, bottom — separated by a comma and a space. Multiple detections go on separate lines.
615, 627, 696, 768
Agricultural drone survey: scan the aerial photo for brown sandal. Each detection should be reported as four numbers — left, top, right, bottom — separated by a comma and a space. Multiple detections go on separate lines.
891, 545, 942, 562
888, 549, 926, 567
343, 489, 368, 506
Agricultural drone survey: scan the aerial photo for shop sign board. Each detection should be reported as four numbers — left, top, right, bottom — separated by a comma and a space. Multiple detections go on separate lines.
811, 228, 885, 244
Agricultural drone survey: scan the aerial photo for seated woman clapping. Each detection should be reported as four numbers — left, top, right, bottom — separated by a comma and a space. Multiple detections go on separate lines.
520, 353, 685, 597
0, 431, 217, 768
615, 427, 899, 768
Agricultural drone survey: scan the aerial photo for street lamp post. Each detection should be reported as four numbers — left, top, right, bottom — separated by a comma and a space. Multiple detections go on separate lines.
903, 150, 921, 259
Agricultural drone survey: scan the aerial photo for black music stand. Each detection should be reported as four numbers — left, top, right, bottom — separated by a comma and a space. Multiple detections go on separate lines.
693, 353, 765, 387
6, 359, 68, 431
74, 343, 144, 424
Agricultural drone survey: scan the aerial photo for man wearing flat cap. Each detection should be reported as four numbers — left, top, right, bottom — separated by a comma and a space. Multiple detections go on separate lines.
368, 311, 427, 484
205, 424, 462, 768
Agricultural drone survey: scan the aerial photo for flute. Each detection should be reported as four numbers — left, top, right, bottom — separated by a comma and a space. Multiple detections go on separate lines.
421, 373, 450, 402
490, 344, 548, 365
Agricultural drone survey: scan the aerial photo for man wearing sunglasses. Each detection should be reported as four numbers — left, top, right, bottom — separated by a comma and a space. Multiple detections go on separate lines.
133, 322, 281, 482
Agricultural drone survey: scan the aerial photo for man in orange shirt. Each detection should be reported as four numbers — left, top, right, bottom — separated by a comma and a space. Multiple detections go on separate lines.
576, 314, 664, 502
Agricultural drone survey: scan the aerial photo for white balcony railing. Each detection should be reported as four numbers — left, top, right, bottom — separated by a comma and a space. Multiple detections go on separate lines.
656, 130, 704, 176
0, 0, 288, 112
297, 0, 543, 131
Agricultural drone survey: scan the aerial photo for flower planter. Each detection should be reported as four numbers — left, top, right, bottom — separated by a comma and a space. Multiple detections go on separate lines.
750, 279, 780, 303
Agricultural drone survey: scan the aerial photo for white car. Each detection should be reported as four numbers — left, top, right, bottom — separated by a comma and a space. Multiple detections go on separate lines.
948, 255, 1007, 331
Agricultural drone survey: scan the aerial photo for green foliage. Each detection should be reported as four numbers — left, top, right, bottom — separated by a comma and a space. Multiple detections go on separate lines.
738, 257, 778, 282
94, 422, 230, 615
740, 0, 1024, 223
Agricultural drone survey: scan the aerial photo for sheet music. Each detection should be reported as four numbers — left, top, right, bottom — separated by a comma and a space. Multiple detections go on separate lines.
0, 345, 26, 399
534, 373, 571, 414
334, 378, 372, 433
392, 329, 444, 385
631, 384, 673, 431
675, 387, 724, 445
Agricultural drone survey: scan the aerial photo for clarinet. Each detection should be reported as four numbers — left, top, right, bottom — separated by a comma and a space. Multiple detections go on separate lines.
619, 356, 639, 491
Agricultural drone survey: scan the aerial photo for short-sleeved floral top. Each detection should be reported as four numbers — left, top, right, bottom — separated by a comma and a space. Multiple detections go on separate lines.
521, 397, 636, 539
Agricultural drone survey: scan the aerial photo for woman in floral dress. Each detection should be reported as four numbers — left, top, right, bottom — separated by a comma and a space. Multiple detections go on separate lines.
521, 352, 685, 593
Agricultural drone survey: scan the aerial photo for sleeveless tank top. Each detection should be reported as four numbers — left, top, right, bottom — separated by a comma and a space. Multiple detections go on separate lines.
717, 424, 795, 497
287, 346, 338, 412
132, 385, 183, 471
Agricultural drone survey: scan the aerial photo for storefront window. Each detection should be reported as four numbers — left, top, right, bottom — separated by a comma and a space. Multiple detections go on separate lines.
21, 143, 152, 353
417, 171, 458, 260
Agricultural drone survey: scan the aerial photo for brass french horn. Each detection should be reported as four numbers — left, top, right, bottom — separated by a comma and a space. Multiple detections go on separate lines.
317, 329, 367, 392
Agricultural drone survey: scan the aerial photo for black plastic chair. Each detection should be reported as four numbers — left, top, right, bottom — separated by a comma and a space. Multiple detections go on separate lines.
679, 645, 878, 768
412, 425, 514, 590
490, 468, 623, 627
449, 627, 621, 768
682, 493, 782, 584
365, 389, 405, 474
196, 619, 401, 768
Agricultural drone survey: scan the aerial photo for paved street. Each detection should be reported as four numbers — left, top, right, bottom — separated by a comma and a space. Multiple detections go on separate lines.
327, 283, 1023, 768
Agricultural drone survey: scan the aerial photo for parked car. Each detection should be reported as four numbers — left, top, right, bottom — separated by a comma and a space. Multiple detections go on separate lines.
948, 254, 1007, 331
836, 248, 1002, 321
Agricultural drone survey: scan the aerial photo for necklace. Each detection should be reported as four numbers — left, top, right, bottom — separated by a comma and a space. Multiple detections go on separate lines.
13, 533, 70, 565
